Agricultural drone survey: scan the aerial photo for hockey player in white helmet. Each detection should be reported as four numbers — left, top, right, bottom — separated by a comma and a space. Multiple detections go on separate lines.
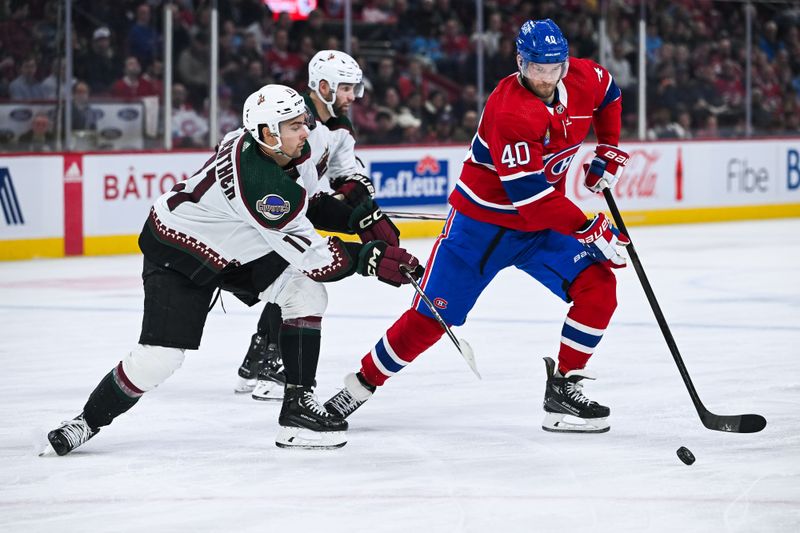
43, 84, 422, 454
235, 51, 403, 402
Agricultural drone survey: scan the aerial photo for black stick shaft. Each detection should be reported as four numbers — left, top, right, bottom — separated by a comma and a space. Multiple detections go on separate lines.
401, 268, 462, 351
603, 189, 707, 415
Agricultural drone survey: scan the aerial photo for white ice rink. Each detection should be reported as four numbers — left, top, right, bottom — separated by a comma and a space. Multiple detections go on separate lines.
1, 219, 799, 532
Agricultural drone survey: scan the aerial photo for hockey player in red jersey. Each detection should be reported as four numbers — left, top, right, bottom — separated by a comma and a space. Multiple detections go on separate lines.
325, 18, 631, 433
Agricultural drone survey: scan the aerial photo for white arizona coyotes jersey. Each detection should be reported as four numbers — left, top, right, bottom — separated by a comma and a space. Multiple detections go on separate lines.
302, 93, 362, 194
142, 128, 347, 283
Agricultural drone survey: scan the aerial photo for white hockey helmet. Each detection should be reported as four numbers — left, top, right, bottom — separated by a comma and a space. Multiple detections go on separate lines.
308, 50, 364, 118
242, 84, 311, 152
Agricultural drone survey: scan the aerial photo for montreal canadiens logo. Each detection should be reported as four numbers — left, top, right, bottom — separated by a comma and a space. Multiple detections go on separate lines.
256, 194, 291, 220
433, 297, 448, 309
543, 144, 581, 184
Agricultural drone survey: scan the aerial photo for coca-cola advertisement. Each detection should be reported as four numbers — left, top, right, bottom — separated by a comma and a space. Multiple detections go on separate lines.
567, 145, 677, 211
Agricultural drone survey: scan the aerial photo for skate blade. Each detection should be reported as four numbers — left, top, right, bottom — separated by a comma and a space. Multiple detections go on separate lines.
38, 442, 58, 457
275, 426, 347, 449
234, 377, 257, 394
542, 412, 610, 433
252, 380, 283, 402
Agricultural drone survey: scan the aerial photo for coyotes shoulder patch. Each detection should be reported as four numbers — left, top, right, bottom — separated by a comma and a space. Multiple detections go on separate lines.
256, 194, 291, 221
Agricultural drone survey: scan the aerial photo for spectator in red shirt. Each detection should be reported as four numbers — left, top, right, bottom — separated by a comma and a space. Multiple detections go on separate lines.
714, 59, 744, 110
397, 58, 429, 101
265, 28, 303, 84
440, 18, 470, 57
111, 56, 158, 99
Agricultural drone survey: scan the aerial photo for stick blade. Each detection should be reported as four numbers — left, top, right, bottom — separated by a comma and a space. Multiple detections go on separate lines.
457, 338, 481, 380
701, 412, 767, 433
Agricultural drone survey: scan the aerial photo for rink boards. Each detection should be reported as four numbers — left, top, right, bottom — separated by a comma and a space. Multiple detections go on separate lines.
1, 138, 799, 260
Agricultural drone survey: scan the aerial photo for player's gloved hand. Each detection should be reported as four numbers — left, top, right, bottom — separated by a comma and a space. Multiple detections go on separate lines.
573, 213, 630, 268
357, 241, 422, 287
331, 173, 375, 207
583, 144, 630, 193
349, 199, 400, 247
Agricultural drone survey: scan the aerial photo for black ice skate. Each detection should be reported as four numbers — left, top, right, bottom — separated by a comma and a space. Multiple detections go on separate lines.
234, 333, 270, 394
542, 357, 610, 433
41, 414, 99, 456
251, 342, 286, 401
276, 385, 347, 449
324, 373, 375, 419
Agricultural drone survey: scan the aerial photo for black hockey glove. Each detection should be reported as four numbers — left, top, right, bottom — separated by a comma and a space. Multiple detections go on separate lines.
349, 199, 400, 247
331, 173, 375, 207
356, 241, 423, 287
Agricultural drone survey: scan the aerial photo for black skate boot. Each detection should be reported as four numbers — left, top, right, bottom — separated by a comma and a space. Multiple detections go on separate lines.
324, 373, 375, 419
542, 357, 610, 433
234, 333, 269, 394
251, 342, 286, 401
42, 413, 100, 456
276, 385, 347, 449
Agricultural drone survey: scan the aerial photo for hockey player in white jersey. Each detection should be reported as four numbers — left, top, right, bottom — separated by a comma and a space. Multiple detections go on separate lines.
235, 51, 401, 401
43, 84, 422, 454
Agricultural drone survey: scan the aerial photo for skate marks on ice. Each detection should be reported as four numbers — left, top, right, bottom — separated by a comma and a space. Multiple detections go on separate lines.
1, 219, 799, 531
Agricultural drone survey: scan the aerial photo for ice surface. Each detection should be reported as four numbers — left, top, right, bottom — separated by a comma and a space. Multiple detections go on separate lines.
1, 219, 799, 532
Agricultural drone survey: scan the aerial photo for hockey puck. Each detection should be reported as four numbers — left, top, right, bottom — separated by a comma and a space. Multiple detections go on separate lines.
676, 446, 695, 465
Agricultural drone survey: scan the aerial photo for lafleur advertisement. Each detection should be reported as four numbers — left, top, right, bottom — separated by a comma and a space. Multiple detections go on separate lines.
370, 155, 450, 206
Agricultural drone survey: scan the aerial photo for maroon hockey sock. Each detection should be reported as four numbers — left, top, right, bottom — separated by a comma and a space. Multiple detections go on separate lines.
558, 264, 618, 374
360, 308, 444, 386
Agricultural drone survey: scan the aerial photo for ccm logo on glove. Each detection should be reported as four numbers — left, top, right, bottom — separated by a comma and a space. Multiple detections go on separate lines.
357, 241, 422, 287
356, 207, 384, 230
349, 199, 400, 247
366, 245, 382, 276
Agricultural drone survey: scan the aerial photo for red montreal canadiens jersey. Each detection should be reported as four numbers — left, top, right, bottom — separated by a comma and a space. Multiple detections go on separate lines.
449, 57, 622, 235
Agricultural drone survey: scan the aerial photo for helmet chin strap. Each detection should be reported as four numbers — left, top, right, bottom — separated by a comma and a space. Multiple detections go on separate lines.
315, 83, 338, 118
253, 127, 285, 154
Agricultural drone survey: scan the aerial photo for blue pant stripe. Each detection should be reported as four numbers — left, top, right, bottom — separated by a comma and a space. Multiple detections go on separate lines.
561, 323, 603, 348
375, 339, 404, 374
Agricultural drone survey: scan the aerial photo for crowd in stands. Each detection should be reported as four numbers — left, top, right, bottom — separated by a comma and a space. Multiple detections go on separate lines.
1, 0, 799, 152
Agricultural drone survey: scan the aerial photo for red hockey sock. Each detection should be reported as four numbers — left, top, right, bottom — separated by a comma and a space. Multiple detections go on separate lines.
558, 264, 617, 374
359, 309, 444, 386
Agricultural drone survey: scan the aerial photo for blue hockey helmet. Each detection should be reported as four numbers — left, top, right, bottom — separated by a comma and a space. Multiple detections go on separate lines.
516, 19, 569, 64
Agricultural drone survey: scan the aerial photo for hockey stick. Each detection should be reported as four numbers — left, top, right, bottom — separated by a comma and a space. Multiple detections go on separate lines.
603, 188, 766, 433
384, 211, 448, 221
400, 266, 481, 380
